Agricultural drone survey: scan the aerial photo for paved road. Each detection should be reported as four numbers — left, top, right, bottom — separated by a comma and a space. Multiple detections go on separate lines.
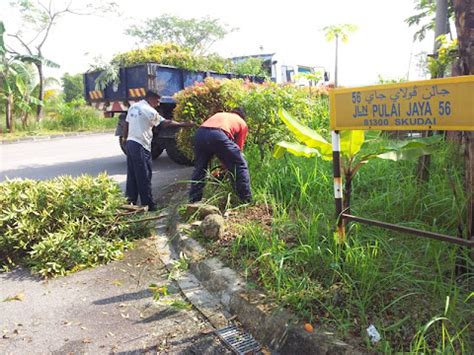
0, 133, 194, 204
0, 235, 231, 354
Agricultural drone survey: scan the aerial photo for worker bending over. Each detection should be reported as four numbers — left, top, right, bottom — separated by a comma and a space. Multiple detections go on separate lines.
189, 108, 252, 203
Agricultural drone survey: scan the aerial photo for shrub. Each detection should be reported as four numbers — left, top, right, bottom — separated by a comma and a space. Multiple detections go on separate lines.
112, 42, 233, 73
173, 79, 329, 161
174, 78, 246, 159
0, 174, 151, 277
42, 98, 115, 131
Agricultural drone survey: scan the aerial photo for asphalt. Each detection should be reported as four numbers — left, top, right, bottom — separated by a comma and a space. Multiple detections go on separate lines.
0, 236, 231, 354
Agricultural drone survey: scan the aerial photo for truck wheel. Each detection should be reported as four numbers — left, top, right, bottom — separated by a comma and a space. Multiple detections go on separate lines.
151, 144, 164, 160
119, 136, 127, 155
165, 139, 194, 166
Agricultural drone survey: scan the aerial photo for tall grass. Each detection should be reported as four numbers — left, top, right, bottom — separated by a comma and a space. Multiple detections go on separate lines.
1, 99, 116, 137
223, 142, 473, 352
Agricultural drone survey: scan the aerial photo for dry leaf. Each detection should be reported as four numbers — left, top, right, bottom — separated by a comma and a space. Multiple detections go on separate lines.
111, 280, 123, 287
3, 292, 25, 302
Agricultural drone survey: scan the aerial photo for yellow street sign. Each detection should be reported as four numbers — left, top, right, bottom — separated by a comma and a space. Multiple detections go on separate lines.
329, 76, 474, 131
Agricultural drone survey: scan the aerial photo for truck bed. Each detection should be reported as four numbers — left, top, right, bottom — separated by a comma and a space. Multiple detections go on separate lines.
83, 63, 264, 112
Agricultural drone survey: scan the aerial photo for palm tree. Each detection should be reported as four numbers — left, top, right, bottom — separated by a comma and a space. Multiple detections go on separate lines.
0, 21, 37, 132
322, 24, 358, 87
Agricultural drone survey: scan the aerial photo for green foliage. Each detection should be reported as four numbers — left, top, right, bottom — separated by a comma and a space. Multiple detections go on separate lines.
225, 142, 472, 352
428, 35, 458, 78
322, 24, 358, 43
405, 0, 455, 42
0, 174, 151, 277
111, 42, 232, 74
274, 110, 442, 214
173, 79, 329, 161
125, 14, 234, 54
377, 75, 407, 84
233, 57, 268, 77
174, 78, 243, 159
61, 72, 84, 102
42, 98, 115, 131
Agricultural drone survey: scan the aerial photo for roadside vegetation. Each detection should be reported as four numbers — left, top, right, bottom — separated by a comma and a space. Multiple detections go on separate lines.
0, 174, 152, 277
176, 78, 472, 352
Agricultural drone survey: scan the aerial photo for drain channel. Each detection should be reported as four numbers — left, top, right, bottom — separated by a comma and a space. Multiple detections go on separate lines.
215, 325, 261, 355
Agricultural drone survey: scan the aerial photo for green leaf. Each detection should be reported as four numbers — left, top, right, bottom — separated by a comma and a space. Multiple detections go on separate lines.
15, 75, 26, 96
278, 109, 332, 156
375, 146, 436, 161
15, 54, 60, 68
273, 141, 322, 159
340, 130, 365, 159
0, 21, 6, 57
29, 96, 43, 106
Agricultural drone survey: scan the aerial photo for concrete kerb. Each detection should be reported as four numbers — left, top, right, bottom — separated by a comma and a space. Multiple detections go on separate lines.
0, 129, 115, 145
164, 193, 361, 354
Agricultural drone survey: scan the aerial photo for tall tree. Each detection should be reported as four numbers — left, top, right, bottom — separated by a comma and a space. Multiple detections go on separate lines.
0, 21, 37, 132
452, 0, 474, 245
61, 72, 84, 102
125, 14, 235, 55
405, 0, 455, 41
322, 24, 358, 87
8, 0, 118, 121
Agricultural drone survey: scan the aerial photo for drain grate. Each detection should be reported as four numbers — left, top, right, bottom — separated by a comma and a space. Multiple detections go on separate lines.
215, 325, 261, 355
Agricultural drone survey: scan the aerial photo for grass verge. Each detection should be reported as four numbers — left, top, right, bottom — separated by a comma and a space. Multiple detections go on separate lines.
191, 142, 473, 353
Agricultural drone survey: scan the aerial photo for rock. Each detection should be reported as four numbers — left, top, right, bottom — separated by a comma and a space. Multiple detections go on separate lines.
200, 214, 225, 240
183, 203, 221, 220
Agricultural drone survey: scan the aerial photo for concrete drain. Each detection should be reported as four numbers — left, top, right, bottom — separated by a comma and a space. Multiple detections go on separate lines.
215, 325, 261, 354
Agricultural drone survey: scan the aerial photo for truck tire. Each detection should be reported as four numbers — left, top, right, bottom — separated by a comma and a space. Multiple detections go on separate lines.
165, 139, 194, 166
151, 144, 164, 160
119, 136, 127, 155
119, 136, 164, 160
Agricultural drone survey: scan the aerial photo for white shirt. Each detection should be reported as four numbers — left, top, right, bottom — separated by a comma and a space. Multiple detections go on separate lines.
126, 100, 164, 151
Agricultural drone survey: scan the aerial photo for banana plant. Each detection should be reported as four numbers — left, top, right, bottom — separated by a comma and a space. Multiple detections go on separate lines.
274, 109, 441, 213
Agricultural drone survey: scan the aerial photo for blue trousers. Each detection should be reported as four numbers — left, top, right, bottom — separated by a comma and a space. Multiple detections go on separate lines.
189, 127, 251, 203
126, 140, 155, 210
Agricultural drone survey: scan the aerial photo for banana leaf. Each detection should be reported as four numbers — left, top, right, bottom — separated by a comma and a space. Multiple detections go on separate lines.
273, 141, 322, 159
340, 130, 365, 159
278, 109, 332, 157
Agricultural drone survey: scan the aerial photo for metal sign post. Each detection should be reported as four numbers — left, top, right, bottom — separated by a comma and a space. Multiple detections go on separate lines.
329, 75, 474, 248
331, 131, 345, 243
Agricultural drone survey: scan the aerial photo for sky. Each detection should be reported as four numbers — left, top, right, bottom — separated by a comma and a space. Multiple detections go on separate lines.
0, 0, 436, 87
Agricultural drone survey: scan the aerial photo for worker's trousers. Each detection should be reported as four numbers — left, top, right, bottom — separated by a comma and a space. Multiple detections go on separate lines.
125, 140, 156, 211
189, 127, 252, 203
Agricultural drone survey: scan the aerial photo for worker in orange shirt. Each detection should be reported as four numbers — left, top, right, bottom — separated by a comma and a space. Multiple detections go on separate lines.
189, 108, 252, 203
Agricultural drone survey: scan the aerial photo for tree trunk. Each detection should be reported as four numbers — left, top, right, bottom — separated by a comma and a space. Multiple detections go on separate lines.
453, 0, 474, 76
453, 0, 474, 270
5, 94, 13, 133
35, 61, 44, 121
